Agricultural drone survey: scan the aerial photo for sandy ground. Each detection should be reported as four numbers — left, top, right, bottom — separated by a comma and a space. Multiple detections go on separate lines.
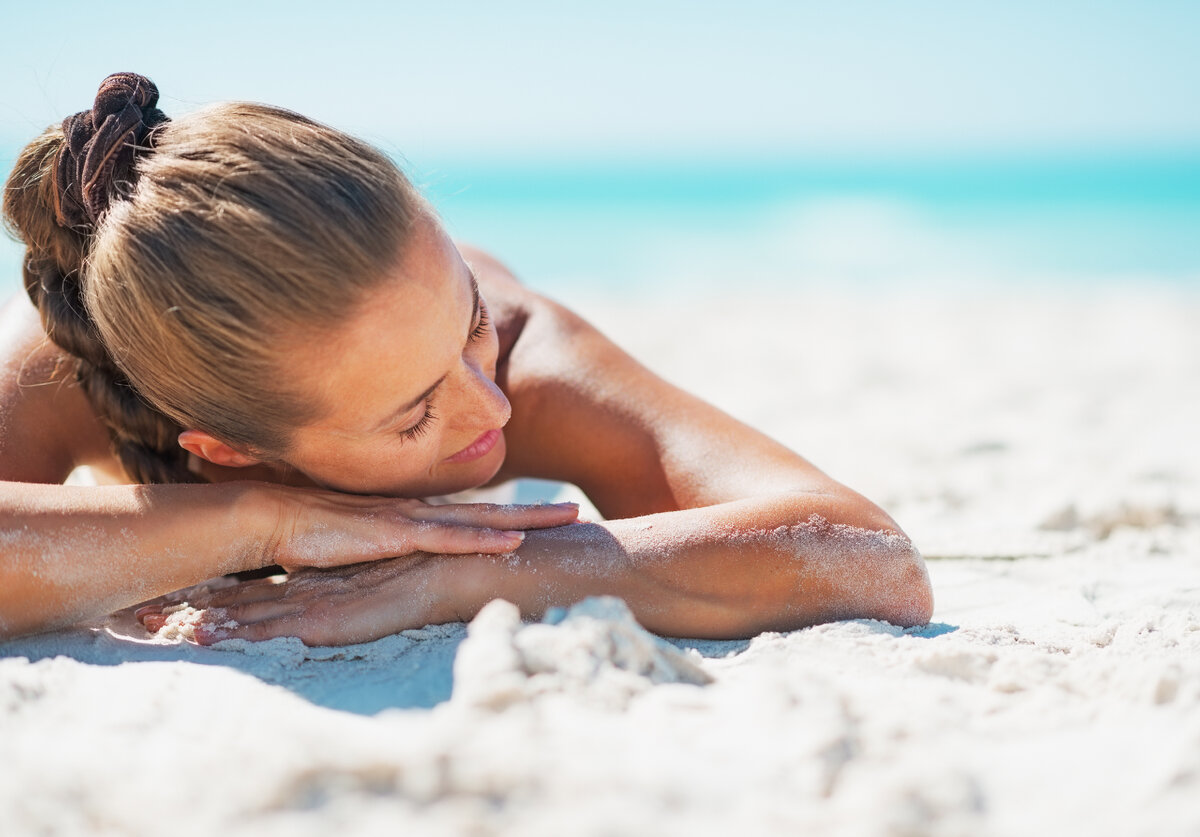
2, 284, 1198, 836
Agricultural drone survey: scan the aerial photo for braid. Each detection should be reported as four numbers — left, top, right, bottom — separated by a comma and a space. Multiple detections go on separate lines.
78, 364, 197, 485
22, 248, 197, 484
4, 74, 196, 484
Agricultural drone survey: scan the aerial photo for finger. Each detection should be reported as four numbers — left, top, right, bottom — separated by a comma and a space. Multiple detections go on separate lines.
401, 521, 528, 555
193, 610, 305, 646
131, 590, 189, 616
201, 599, 303, 628
137, 601, 193, 626
202, 577, 289, 609
142, 613, 168, 633
135, 604, 163, 622
405, 501, 579, 530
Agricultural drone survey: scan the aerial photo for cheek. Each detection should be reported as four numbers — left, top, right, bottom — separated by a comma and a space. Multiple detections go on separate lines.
386, 437, 443, 477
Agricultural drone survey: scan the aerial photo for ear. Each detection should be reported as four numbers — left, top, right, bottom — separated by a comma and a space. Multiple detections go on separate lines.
177, 429, 264, 469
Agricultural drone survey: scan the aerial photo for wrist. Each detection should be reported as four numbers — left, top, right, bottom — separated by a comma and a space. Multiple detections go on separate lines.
428, 553, 477, 623
432, 550, 510, 623
221, 480, 288, 573
434, 526, 604, 624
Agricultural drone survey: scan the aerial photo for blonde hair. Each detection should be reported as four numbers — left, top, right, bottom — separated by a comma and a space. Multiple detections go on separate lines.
3, 97, 422, 483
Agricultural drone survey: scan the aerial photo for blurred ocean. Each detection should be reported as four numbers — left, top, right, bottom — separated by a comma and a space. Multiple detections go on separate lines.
416, 152, 1200, 297
3, 149, 1198, 298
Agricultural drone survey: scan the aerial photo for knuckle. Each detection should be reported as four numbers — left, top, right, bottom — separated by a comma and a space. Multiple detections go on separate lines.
421, 521, 458, 544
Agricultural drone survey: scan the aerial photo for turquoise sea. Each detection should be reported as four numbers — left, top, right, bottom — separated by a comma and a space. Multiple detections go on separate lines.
3, 150, 1198, 298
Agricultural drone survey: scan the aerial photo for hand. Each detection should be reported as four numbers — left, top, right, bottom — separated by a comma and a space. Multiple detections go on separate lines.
131, 575, 243, 634
138, 555, 454, 646
259, 487, 578, 570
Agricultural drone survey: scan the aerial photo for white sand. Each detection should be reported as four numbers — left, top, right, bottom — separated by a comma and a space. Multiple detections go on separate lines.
2, 285, 1198, 836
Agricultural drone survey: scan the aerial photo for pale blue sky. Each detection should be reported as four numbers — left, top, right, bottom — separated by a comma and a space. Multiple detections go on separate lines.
1, 0, 1197, 162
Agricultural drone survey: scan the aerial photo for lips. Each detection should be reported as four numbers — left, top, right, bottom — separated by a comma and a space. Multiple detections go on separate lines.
445, 428, 503, 464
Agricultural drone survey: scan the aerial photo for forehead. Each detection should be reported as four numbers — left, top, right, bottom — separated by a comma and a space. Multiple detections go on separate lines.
285, 217, 471, 434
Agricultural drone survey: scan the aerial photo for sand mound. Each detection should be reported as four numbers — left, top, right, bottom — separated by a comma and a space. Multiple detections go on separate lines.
453, 597, 712, 710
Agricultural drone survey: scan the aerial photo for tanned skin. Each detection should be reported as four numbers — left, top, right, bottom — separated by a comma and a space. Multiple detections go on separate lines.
0, 238, 931, 645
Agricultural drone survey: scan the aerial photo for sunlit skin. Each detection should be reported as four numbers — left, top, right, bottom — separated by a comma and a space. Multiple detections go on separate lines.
210, 216, 514, 498
0, 212, 933, 645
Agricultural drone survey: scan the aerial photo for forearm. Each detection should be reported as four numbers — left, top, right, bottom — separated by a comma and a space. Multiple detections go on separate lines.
448, 491, 933, 638
0, 481, 271, 639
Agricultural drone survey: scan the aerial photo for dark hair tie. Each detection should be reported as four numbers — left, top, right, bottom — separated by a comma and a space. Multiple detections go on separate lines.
53, 72, 168, 230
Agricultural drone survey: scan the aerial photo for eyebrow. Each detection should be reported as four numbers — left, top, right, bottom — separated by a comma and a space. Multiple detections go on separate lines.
375, 268, 480, 430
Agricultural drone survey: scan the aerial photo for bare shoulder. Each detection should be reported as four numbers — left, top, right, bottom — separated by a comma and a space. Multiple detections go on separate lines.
454, 241, 609, 361
456, 244, 690, 513
454, 242, 625, 389
455, 242, 540, 355
458, 244, 859, 520
456, 242, 585, 378
0, 294, 116, 482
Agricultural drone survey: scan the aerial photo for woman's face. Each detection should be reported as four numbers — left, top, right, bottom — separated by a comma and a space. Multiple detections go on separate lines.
277, 214, 511, 498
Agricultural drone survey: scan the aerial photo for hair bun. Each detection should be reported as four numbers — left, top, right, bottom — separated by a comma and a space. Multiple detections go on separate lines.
53, 72, 168, 229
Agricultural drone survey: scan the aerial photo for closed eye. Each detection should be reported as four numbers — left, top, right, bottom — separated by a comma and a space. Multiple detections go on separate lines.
397, 403, 437, 442
389, 270, 486, 445
470, 299, 491, 341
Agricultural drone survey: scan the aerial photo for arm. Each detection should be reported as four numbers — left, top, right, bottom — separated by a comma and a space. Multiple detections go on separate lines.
189, 497, 924, 645
485, 271, 933, 634
453, 497, 929, 638
0, 480, 270, 638
0, 295, 578, 640
0, 479, 577, 641
181, 252, 931, 645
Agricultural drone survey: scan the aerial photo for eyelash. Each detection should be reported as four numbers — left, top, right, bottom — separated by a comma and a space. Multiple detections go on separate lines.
397, 301, 491, 443
399, 404, 437, 442
471, 303, 491, 341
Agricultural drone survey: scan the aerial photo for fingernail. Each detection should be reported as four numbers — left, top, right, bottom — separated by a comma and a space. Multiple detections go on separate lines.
502, 530, 526, 541
554, 502, 579, 509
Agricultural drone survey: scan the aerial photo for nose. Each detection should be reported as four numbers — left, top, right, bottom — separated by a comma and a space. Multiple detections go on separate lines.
451, 357, 511, 430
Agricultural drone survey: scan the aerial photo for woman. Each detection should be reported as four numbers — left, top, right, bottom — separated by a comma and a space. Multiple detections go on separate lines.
0, 73, 932, 646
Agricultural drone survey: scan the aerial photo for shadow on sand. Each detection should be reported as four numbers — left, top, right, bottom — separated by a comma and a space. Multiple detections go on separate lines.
1, 617, 959, 716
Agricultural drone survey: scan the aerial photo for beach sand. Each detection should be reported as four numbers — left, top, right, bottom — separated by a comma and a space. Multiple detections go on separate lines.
2, 285, 1197, 836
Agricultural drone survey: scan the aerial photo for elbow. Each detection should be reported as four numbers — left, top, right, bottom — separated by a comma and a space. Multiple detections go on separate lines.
782, 492, 934, 629
877, 536, 934, 628
844, 528, 933, 628
827, 493, 933, 627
